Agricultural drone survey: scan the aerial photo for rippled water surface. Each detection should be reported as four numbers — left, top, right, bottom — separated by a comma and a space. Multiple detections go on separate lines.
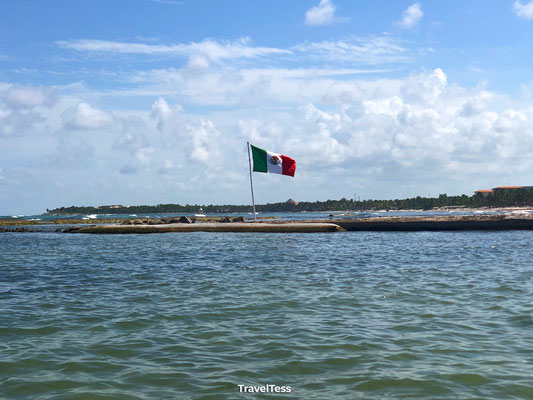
2, 231, 533, 399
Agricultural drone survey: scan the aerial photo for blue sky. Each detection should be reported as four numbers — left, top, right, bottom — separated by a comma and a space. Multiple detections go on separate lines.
2, 0, 533, 214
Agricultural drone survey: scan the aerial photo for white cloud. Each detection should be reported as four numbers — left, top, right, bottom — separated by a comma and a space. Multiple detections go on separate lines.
186, 119, 222, 165
57, 35, 412, 71
400, 68, 447, 102
399, 3, 423, 29
151, 97, 172, 120
183, 54, 211, 77
157, 159, 180, 175
151, 97, 182, 130
243, 67, 390, 79
6, 63, 533, 212
117, 36, 407, 106
114, 132, 150, 154
513, 1, 533, 19
305, 0, 336, 26
56, 38, 291, 62
0, 84, 58, 138
3, 86, 55, 108
64, 102, 112, 130
135, 147, 155, 166
114, 130, 155, 175
293, 36, 409, 64
0, 109, 44, 138
228, 67, 533, 188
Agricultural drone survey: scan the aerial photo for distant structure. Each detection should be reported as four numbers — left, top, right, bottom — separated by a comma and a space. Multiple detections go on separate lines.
286, 198, 299, 205
474, 186, 533, 196
97, 204, 123, 209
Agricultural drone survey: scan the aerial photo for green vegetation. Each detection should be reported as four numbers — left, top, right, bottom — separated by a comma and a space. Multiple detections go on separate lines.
47, 189, 533, 214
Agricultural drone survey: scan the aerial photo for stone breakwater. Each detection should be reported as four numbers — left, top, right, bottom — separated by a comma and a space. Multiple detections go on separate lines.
64, 222, 342, 234
65, 213, 533, 233
4, 213, 533, 234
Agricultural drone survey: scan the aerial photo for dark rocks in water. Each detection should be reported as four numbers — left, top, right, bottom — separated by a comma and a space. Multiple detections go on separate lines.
63, 226, 81, 233
167, 218, 181, 223
14, 227, 29, 232
121, 219, 134, 225
133, 219, 143, 225
0, 227, 6, 232
55, 228, 63, 232
219, 217, 232, 223
233, 216, 245, 222
179, 216, 194, 224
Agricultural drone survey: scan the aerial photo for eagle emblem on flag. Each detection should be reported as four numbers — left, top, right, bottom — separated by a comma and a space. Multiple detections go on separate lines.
268, 155, 281, 165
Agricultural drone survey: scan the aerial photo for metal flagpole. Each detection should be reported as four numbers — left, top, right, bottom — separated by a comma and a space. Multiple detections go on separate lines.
247, 141, 257, 221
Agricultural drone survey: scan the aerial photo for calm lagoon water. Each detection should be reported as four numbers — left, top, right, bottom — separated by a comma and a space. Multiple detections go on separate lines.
2, 229, 533, 399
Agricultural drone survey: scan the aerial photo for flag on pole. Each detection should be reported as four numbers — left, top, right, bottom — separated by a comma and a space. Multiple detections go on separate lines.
250, 144, 296, 177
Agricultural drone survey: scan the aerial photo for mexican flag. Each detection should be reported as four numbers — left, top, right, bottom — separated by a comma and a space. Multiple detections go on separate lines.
250, 144, 296, 177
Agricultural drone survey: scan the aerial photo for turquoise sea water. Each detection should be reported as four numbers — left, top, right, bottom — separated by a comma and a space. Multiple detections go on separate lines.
2, 228, 533, 399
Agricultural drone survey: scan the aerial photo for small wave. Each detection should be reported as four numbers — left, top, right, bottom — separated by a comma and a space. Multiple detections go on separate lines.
85, 214, 98, 219
130, 214, 137, 217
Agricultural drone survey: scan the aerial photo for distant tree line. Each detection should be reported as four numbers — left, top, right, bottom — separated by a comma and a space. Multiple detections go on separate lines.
46, 189, 533, 214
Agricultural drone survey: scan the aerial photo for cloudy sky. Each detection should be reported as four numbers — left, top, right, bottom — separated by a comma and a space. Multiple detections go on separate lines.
2, 0, 533, 214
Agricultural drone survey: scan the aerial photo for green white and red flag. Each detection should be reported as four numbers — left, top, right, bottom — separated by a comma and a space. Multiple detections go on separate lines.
250, 144, 296, 177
